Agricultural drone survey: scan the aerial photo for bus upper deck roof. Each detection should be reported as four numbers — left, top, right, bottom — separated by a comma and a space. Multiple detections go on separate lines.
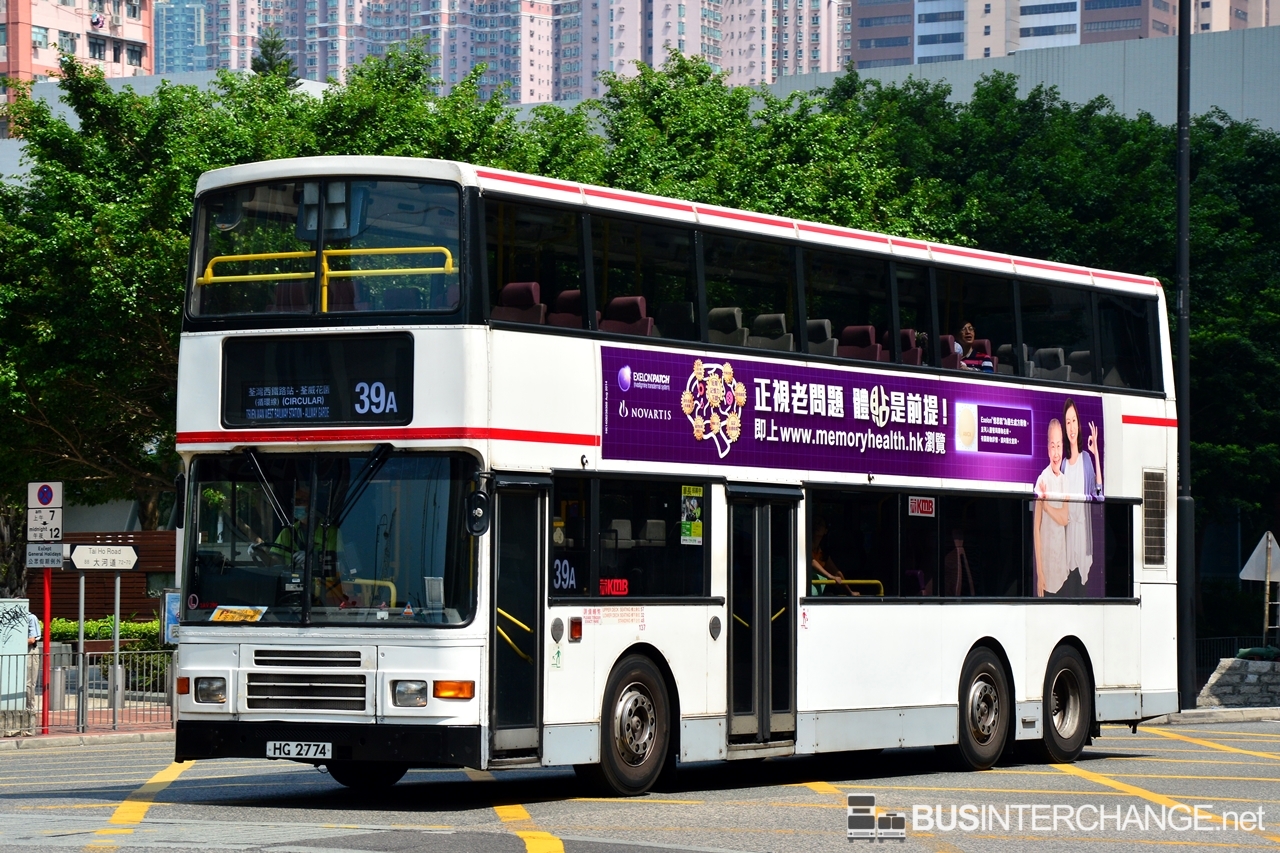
195, 156, 1164, 297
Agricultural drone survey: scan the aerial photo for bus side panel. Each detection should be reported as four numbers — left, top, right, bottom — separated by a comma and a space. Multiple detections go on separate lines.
417, 327, 485, 435
176, 333, 223, 434
1139, 582, 1179, 716
488, 330, 600, 472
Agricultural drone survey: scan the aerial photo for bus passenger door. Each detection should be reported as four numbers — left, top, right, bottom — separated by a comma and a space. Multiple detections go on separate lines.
728, 498, 797, 744
490, 488, 545, 756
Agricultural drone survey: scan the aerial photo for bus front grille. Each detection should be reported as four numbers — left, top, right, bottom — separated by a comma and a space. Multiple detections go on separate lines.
245, 673, 366, 711
253, 649, 363, 668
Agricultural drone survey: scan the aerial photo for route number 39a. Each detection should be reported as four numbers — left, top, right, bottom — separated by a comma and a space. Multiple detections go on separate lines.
354, 381, 398, 415
552, 559, 577, 591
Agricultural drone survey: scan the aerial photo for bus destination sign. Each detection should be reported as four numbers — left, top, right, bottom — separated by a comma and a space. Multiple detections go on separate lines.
222, 334, 414, 428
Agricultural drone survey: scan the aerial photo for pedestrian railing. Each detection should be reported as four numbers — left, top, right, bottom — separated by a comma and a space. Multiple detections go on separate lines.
1196, 636, 1266, 694
0, 649, 174, 737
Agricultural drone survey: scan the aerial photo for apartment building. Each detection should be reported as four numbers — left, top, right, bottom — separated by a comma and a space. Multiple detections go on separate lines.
0, 0, 153, 82
155, 0, 207, 71
850, 0, 1267, 70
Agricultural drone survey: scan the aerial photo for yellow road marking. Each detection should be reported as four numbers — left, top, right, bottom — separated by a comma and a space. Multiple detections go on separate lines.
1149, 728, 1280, 761
514, 829, 565, 852
570, 797, 703, 804
995, 769, 1280, 783
495, 804, 532, 822
801, 780, 843, 795
1054, 762, 1280, 843
93, 829, 134, 835
1163, 729, 1280, 739
107, 761, 194, 826
839, 783, 1131, 797
1107, 756, 1280, 766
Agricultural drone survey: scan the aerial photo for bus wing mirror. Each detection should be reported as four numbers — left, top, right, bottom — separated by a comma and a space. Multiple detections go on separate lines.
466, 490, 490, 537
174, 473, 187, 530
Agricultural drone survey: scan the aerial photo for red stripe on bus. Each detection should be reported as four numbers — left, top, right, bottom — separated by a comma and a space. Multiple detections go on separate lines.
475, 170, 580, 195
697, 208, 794, 230
1092, 270, 1162, 287
1015, 259, 1091, 277
584, 188, 695, 212
930, 245, 1012, 265
176, 428, 601, 446
796, 222, 891, 244
1121, 415, 1178, 428
891, 238, 929, 251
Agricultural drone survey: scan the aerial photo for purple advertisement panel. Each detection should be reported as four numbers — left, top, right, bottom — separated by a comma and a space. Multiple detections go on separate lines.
602, 346, 1107, 597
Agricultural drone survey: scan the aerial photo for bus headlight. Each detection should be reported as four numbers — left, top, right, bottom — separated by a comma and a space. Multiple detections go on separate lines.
393, 680, 428, 707
194, 677, 227, 704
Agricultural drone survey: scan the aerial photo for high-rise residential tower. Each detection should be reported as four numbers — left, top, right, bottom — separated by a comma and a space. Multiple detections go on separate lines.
0, 0, 153, 82
156, 0, 208, 71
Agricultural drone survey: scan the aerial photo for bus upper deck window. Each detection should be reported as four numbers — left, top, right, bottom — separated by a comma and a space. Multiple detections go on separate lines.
934, 271, 1015, 375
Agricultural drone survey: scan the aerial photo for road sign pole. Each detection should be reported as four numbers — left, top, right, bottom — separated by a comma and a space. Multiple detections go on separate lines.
42, 566, 51, 735
77, 572, 86, 734
112, 571, 120, 731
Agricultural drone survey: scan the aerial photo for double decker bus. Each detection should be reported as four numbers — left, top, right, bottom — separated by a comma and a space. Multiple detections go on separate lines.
173, 156, 1177, 795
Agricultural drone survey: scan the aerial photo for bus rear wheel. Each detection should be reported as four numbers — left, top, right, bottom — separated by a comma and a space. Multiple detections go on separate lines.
325, 760, 407, 789
1040, 645, 1092, 764
595, 654, 671, 797
953, 647, 1010, 771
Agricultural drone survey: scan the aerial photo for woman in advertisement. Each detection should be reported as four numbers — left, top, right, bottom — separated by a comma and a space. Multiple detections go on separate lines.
1060, 398, 1103, 597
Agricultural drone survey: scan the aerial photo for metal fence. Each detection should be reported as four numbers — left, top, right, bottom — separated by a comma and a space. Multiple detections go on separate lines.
1196, 636, 1267, 695
0, 649, 174, 737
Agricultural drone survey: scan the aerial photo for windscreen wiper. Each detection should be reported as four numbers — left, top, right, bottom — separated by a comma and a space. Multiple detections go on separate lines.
243, 449, 290, 528
328, 443, 392, 529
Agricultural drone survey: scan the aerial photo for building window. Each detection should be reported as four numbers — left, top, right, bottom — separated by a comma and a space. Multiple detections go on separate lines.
126, 1, 141, 17
983, 45, 991, 55
1233, 6, 1247, 18
983, 1, 991, 9
0, 24, 7, 47
918, 10, 964, 21
1081, 17, 1140, 29
1019, 22, 1078, 34
32, 26, 50, 49
58, 30, 79, 52
856, 35, 909, 47
1151, 18, 1169, 30
1019, 1, 1076, 12
126, 43, 143, 65
858, 13, 910, 24
89, 37, 107, 59
984, 24, 991, 33
917, 30, 964, 43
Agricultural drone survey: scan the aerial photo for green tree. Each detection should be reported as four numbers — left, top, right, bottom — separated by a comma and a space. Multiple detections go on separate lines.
251, 27, 298, 83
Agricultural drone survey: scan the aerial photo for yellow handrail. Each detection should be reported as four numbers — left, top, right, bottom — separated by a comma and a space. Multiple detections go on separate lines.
196, 250, 316, 286
497, 607, 532, 633
496, 624, 534, 665
771, 606, 786, 622
350, 578, 398, 607
320, 246, 455, 312
197, 246, 456, 314
733, 613, 750, 629
811, 579, 886, 596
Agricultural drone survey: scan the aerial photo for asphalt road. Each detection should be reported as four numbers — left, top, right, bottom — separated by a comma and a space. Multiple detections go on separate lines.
3, 720, 1280, 853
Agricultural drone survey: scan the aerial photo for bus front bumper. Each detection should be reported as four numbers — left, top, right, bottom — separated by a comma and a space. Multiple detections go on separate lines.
175, 720, 482, 768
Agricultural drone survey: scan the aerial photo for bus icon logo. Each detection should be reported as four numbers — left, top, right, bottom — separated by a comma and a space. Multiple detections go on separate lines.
847, 794, 906, 843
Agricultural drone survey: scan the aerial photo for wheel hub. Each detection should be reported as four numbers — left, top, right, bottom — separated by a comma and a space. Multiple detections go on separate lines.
1050, 669, 1081, 737
614, 682, 656, 766
968, 675, 1000, 744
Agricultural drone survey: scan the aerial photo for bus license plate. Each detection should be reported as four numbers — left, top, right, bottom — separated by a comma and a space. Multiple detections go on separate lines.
266, 741, 332, 759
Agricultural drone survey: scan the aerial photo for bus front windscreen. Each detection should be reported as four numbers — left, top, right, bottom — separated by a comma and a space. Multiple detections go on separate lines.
190, 179, 462, 317
183, 451, 477, 626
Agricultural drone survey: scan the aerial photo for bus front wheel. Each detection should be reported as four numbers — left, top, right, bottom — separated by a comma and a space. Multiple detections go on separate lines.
953, 647, 1010, 771
1040, 645, 1092, 764
595, 654, 671, 797
325, 760, 407, 789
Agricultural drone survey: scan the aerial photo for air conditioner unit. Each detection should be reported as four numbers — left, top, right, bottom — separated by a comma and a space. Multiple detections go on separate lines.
111, 13, 122, 24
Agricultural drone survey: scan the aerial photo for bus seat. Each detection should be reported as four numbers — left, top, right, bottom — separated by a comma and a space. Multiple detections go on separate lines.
895, 328, 922, 366
996, 343, 1015, 374
747, 313, 793, 351
807, 319, 838, 356
1033, 347, 1070, 381
608, 519, 635, 550
708, 307, 748, 347
637, 519, 666, 547
600, 296, 655, 336
655, 302, 696, 340
271, 281, 312, 312
491, 281, 546, 324
940, 334, 961, 370
326, 280, 368, 312
383, 286, 424, 311
837, 325, 882, 361
429, 281, 460, 310
1067, 350, 1093, 383
547, 289, 588, 328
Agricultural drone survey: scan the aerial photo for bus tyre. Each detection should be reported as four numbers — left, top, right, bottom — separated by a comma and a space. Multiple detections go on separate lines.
597, 655, 671, 797
325, 761, 407, 789
1040, 645, 1091, 764
954, 647, 1010, 771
